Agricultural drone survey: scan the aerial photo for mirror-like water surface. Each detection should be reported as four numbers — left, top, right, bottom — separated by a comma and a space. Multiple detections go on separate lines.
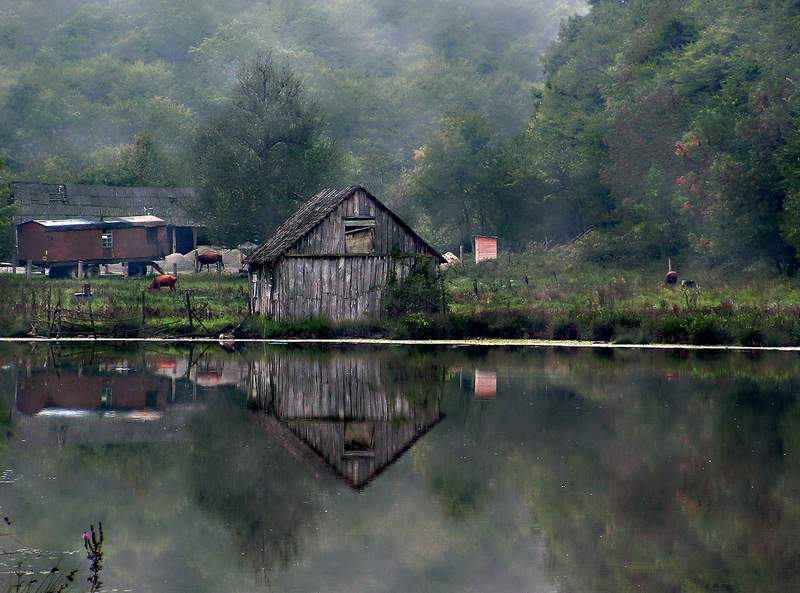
0, 344, 798, 592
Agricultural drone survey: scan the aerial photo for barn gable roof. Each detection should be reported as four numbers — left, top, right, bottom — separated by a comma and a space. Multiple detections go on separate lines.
247, 186, 444, 264
9, 182, 199, 227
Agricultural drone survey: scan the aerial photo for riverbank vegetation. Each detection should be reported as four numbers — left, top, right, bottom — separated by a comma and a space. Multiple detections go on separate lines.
4, 247, 800, 346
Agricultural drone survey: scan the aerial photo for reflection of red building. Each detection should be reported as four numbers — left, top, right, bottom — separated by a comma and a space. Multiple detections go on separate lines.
16, 369, 169, 415
474, 369, 497, 399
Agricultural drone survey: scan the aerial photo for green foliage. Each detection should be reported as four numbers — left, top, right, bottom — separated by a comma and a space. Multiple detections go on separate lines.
192, 55, 343, 244
519, 0, 800, 270
383, 256, 448, 318
0, 0, 583, 206
0, 161, 16, 261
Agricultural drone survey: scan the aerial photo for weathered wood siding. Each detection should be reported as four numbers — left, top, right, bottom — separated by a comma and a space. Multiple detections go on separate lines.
286, 189, 436, 257
250, 189, 439, 321
248, 350, 443, 488
252, 255, 417, 320
248, 350, 441, 421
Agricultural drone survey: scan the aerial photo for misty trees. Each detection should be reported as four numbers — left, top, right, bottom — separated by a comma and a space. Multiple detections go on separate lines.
0, 161, 16, 261
522, 0, 800, 269
192, 56, 342, 245
410, 112, 499, 247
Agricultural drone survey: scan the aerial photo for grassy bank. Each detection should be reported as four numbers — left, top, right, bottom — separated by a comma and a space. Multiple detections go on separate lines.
0, 273, 250, 338
3, 251, 800, 346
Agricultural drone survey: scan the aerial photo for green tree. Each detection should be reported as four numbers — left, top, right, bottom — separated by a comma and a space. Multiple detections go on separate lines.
0, 161, 17, 261
192, 55, 342, 245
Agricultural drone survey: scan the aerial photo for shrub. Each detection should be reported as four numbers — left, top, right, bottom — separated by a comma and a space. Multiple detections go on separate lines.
686, 315, 730, 345
553, 319, 580, 340
658, 317, 687, 343
592, 318, 616, 342
383, 256, 447, 317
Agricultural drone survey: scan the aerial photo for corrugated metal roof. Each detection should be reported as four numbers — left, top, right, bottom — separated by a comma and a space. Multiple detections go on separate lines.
247, 186, 444, 264
9, 182, 199, 227
28, 215, 166, 231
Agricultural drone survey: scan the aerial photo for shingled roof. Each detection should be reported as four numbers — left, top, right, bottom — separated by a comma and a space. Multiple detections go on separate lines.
9, 182, 200, 227
247, 186, 443, 264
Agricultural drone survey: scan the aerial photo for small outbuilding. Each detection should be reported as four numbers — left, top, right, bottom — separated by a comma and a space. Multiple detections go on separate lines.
247, 186, 444, 321
9, 182, 203, 254
473, 235, 498, 263
17, 215, 169, 277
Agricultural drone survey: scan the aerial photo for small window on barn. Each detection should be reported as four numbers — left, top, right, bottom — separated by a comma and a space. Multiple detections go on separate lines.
49, 185, 68, 204
344, 217, 375, 253
343, 422, 375, 458
101, 231, 113, 249
146, 227, 158, 245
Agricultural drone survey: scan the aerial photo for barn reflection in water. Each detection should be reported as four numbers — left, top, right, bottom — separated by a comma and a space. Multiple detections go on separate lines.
248, 349, 445, 489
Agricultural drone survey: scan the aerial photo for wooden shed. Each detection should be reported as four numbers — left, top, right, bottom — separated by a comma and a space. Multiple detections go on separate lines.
249, 349, 444, 489
16, 215, 169, 276
247, 186, 444, 321
9, 182, 203, 254
473, 235, 498, 263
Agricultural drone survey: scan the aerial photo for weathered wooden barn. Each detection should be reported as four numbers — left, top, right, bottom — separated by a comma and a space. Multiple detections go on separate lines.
9, 182, 202, 254
247, 186, 445, 321
249, 349, 444, 489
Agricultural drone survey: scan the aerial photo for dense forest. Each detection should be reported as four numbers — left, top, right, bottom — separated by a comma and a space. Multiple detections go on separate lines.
1, 0, 799, 272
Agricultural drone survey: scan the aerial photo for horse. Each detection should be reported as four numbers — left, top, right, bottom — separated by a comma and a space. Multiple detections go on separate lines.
195, 251, 224, 272
148, 275, 177, 291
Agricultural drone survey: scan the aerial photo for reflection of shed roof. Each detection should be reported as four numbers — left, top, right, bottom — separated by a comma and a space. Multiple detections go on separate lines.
28, 215, 165, 231
10, 182, 199, 227
247, 186, 444, 264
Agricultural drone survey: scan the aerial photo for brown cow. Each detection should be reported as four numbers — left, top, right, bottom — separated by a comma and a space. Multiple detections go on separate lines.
148, 275, 177, 291
195, 251, 224, 272
665, 257, 678, 286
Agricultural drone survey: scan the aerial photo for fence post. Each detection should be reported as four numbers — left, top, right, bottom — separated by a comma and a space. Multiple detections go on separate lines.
140, 290, 146, 332
26, 259, 32, 278
172, 263, 178, 277
77, 260, 83, 279
185, 290, 193, 333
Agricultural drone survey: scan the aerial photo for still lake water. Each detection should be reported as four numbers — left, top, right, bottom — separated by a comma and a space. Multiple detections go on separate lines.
0, 343, 798, 593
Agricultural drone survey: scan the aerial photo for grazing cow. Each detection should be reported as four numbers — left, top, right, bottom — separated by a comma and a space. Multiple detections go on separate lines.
681, 279, 697, 288
665, 257, 678, 286
195, 251, 225, 272
148, 275, 177, 291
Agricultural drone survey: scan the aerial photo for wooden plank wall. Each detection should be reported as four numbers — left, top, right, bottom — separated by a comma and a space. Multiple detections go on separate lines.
287, 189, 436, 257
254, 255, 415, 321
248, 351, 441, 423
251, 189, 440, 320
248, 350, 443, 487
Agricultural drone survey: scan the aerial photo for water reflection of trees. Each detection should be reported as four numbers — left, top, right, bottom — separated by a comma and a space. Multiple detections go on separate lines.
493, 351, 800, 593
1, 345, 799, 592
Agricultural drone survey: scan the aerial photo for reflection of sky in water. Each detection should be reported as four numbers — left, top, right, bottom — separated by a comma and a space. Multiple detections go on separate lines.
0, 345, 798, 593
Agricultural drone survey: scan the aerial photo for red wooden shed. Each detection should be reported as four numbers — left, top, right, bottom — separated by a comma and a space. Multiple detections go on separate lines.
17, 215, 169, 277
473, 235, 498, 263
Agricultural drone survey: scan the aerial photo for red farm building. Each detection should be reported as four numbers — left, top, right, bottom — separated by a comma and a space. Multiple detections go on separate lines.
473, 235, 498, 263
17, 215, 169, 277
